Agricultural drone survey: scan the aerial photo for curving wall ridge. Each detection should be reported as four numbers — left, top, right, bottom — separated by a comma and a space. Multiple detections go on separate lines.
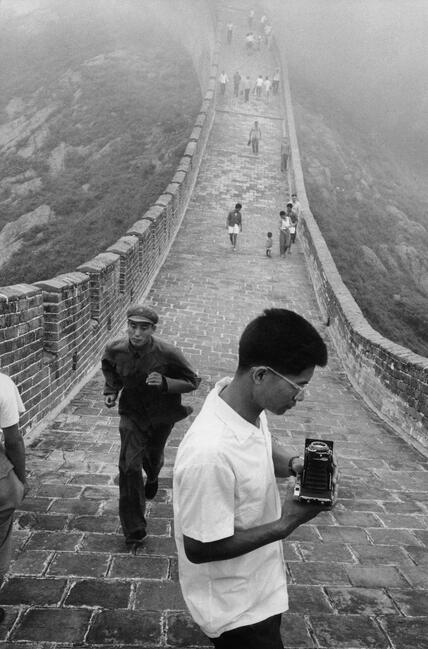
273, 41, 428, 449
0, 6, 222, 433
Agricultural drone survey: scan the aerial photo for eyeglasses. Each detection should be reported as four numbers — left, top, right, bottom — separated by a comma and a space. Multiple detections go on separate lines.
263, 366, 306, 400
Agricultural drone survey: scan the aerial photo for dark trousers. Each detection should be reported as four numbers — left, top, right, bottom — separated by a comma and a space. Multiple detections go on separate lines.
244, 89, 250, 102
252, 138, 259, 154
210, 614, 284, 649
279, 229, 291, 256
118, 415, 173, 540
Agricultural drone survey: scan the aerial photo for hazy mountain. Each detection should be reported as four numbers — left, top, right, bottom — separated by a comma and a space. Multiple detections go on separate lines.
0, 0, 201, 284
292, 75, 428, 357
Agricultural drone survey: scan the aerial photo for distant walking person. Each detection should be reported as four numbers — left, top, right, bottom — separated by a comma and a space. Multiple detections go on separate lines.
291, 194, 301, 246
102, 305, 200, 547
291, 193, 301, 220
248, 121, 262, 154
281, 138, 290, 172
248, 8, 255, 29
245, 32, 255, 53
255, 74, 264, 98
264, 76, 271, 103
244, 76, 251, 102
226, 203, 242, 251
0, 373, 27, 622
279, 209, 292, 257
233, 71, 241, 97
265, 231, 273, 257
227, 22, 233, 44
219, 71, 229, 95
273, 68, 280, 95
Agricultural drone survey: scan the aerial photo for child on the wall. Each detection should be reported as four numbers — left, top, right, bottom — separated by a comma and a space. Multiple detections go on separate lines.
265, 232, 273, 257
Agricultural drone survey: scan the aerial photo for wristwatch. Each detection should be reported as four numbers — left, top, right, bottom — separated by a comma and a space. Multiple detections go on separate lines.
288, 456, 301, 477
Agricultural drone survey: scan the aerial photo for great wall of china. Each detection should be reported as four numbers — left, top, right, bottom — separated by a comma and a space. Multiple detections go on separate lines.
1, 0, 426, 452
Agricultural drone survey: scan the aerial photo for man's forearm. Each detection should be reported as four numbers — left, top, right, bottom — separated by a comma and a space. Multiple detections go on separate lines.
184, 518, 288, 564
272, 442, 302, 478
164, 376, 199, 394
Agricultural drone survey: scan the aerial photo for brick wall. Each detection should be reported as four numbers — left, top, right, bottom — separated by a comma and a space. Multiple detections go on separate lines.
0, 12, 222, 434
275, 41, 428, 449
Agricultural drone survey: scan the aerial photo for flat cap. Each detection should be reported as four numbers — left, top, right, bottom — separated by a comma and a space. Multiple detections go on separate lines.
126, 304, 158, 324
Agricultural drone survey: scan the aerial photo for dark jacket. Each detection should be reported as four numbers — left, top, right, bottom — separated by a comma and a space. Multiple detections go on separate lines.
102, 336, 200, 426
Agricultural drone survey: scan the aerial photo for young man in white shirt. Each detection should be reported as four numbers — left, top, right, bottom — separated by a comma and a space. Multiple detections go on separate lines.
291, 193, 301, 219
219, 71, 229, 95
174, 309, 336, 648
0, 373, 27, 622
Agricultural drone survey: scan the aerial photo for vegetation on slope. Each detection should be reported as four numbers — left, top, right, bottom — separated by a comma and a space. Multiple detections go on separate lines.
292, 77, 428, 358
0, 3, 201, 284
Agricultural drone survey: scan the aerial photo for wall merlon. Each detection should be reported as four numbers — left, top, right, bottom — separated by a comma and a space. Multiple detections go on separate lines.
34, 272, 89, 293
177, 157, 192, 174
190, 125, 202, 142
77, 252, 119, 275
184, 141, 197, 159
143, 205, 164, 222
0, 284, 41, 302
126, 219, 152, 239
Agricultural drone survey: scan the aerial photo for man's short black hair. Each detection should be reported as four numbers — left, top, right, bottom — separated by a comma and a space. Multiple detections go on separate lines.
279, 210, 286, 216
238, 308, 327, 375
235, 203, 242, 210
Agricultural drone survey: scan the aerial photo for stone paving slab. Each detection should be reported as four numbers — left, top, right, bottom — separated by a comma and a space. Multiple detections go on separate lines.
1, 2, 427, 647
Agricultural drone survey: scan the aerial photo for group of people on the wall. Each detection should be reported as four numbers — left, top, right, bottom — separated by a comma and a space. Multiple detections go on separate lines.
226, 8, 274, 51
219, 8, 279, 106
102, 298, 335, 649
226, 194, 301, 257
101, 303, 335, 649
219, 69, 281, 104
0, 5, 339, 649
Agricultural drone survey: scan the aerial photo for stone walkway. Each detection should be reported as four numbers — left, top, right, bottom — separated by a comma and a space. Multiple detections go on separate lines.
2, 4, 427, 648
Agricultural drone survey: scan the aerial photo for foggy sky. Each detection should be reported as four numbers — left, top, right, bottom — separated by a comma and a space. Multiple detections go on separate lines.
271, 0, 428, 168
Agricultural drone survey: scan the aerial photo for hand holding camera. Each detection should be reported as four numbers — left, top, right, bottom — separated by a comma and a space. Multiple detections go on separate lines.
293, 439, 339, 507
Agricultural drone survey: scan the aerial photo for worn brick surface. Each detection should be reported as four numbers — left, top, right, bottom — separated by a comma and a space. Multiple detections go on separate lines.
65, 579, 131, 608
86, 610, 161, 645
309, 614, 389, 648
0, 577, 67, 606
47, 551, 110, 577
11, 607, 91, 642
2, 2, 427, 647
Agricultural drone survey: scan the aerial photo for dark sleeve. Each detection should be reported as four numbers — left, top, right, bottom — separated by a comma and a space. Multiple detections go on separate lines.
101, 346, 123, 396
164, 347, 201, 394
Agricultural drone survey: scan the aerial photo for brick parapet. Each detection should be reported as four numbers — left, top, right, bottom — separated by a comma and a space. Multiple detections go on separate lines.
0, 11, 220, 432
276, 41, 428, 447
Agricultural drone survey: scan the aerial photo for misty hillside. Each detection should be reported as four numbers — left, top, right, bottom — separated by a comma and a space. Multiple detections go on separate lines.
292, 76, 428, 357
0, 2, 201, 285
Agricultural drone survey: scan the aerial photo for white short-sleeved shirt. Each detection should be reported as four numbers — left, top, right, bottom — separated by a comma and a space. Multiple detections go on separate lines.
173, 378, 288, 638
0, 373, 25, 479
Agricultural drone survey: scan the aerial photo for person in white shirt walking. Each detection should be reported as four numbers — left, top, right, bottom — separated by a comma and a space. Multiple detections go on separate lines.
248, 121, 262, 154
0, 373, 27, 623
219, 71, 229, 95
173, 308, 336, 648
255, 74, 264, 97
264, 76, 272, 102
